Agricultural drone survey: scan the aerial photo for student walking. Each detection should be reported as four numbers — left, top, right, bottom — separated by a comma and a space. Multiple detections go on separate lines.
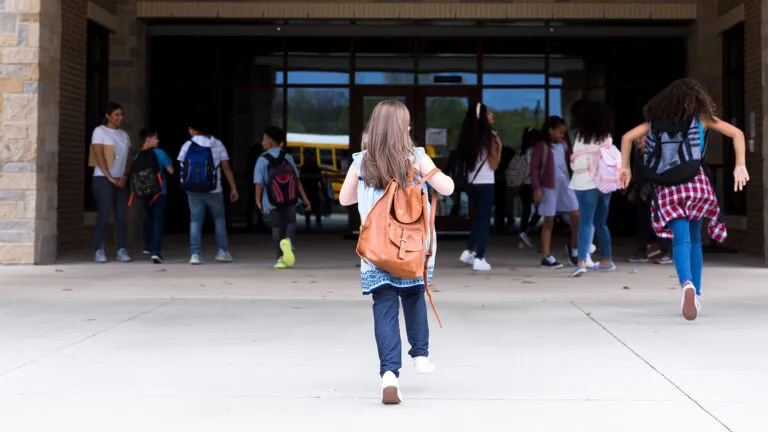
300, 153, 324, 230
89, 102, 133, 263
568, 100, 617, 277
254, 126, 312, 269
339, 100, 454, 405
457, 103, 502, 271
627, 137, 672, 264
177, 121, 239, 265
506, 127, 542, 248
620, 78, 749, 321
531, 116, 580, 269
130, 128, 174, 264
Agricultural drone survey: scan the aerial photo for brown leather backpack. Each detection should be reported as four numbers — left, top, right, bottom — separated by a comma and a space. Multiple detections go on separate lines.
356, 165, 443, 327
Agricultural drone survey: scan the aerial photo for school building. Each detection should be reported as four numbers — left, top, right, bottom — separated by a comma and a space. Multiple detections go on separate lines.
0, 0, 764, 264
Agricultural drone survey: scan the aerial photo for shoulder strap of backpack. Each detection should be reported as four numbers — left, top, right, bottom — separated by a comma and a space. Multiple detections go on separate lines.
263, 153, 276, 164
697, 117, 707, 156
423, 188, 442, 329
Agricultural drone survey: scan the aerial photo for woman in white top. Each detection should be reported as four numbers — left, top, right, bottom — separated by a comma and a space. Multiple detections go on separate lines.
91, 102, 133, 263
569, 100, 616, 277
457, 103, 501, 271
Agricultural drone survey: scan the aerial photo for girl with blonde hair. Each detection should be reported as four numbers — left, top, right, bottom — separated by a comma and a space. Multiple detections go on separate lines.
340, 100, 455, 405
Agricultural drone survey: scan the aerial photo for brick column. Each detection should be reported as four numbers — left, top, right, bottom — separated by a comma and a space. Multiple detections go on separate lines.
0, 0, 60, 263
109, 0, 146, 242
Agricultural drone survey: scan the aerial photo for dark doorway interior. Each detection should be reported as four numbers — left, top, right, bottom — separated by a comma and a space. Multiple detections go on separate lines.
147, 30, 686, 237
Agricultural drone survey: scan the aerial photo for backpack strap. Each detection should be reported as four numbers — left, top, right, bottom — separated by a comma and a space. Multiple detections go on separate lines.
416, 168, 441, 187
423, 189, 442, 328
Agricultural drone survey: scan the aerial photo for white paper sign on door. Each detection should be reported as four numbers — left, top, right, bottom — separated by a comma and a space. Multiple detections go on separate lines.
426, 128, 448, 146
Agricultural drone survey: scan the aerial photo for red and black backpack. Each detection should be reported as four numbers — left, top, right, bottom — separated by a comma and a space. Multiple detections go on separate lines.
263, 150, 299, 208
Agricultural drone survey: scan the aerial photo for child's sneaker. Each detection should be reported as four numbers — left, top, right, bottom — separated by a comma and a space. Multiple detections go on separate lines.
565, 245, 578, 267
570, 264, 587, 278
142, 250, 151, 256
459, 250, 476, 265
597, 262, 617, 272
653, 256, 673, 265
518, 232, 534, 248
589, 243, 597, 254
151, 255, 164, 264
472, 258, 491, 271
540, 256, 563, 269
280, 239, 295, 267
681, 282, 699, 321
413, 356, 436, 374
189, 254, 203, 265
647, 244, 662, 259
94, 248, 107, 263
116, 248, 132, 263
273, 258, 288, 269
381, 371, 402, 405
215, 250, 233, 263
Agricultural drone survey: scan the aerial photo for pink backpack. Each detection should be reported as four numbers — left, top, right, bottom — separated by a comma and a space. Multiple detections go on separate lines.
571, 143, 623, 193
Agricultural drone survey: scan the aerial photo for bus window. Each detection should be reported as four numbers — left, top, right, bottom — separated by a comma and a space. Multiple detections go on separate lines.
319, 148, 334, 167
302, 147, 317, 166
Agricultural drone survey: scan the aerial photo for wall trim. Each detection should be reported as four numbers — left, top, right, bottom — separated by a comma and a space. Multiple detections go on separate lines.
137, 2, 698, 20
88, 2, 118, 32
715, 4, 744, 34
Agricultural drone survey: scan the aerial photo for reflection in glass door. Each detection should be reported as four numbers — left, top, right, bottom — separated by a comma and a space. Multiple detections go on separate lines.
417, 88, 478, 231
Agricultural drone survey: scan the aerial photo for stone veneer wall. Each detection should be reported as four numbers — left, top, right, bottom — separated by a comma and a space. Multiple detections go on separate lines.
0, 0, 60, 263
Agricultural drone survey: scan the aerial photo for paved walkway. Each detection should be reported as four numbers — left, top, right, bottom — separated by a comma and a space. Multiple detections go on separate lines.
0, 235, 766, 431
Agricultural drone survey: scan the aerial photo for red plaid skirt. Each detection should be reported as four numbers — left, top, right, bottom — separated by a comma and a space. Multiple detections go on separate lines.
651, 169, 727, 243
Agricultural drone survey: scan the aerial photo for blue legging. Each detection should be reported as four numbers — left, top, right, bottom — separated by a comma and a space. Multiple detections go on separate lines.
668, 218, 703, 295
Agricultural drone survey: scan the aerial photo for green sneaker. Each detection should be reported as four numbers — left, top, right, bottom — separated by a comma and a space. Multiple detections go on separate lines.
280, 238, 295, 267
273, 258, 288, 269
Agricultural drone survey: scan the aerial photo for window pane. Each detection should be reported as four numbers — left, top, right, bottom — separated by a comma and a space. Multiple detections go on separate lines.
286, 39, 350, 84
483, 89, 545, 151
418, 40, 477, 85
548, 41, 608, 87
253, 52, 284, 85
482, 39, 545, 85
355, 39, 415, 85
425, 96, 469, 158
286, 88, 349, 135
548, 88, 605, 127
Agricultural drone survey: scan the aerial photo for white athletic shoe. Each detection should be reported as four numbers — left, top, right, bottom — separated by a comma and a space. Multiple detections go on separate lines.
589, 243, 597, 254
473, 258, 492, 271
413, 356, 436, 375
681, 282, 699, 321
460, 250, 476, 265
189, 254, 202, 265
381, 371, 402, 405
519, 232, 534, 248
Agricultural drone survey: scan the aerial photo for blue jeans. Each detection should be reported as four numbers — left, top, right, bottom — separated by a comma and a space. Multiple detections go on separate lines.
187, 192, 229, 255
669, 218, 704, 295
466, 184, 495, 259
372, 288, 429, 378
143, 195, 167, 255
575, 189, 612, 261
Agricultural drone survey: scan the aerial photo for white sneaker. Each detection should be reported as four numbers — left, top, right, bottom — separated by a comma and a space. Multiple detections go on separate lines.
459, 250, 476, 265
116, 248, 132, 263
585, 254, 597, 270
94, 248, 107, 263
589, 243, 597, 254
413, 356, 436, 374
215, 250, 233, 262
681, 282, 698, 321
189, 254, 202, 265
381, 371, 402, 405
472, 257, 491, 271
519, 232, 534, 248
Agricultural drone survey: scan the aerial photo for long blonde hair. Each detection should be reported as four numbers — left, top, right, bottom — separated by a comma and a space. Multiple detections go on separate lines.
361, 100, 415, 189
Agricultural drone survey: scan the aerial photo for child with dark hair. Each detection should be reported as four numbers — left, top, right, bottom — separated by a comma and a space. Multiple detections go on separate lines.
620, 78, 749, 321
506, 127, 541, 248
136, 128, 174, 264
531, 116, 580, 269
254, 126, 312, 269
568, 100, 616, 277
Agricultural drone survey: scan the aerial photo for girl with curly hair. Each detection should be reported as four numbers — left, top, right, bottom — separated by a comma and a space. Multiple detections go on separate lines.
619, 79, 749, 321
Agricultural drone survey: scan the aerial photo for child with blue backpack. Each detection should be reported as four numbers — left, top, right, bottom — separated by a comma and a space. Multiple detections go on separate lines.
620, 79, 749, 321
254, 126, 312, 269
177, 121, 239, 265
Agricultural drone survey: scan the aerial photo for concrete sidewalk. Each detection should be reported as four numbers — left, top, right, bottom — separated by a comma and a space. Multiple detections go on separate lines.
0, 235, 766, 431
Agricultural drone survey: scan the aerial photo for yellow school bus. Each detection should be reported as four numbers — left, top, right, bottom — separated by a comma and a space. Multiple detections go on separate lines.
285, 133, 349, 201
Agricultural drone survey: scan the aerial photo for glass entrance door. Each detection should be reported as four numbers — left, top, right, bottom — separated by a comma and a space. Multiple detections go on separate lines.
416, 87, 480, 231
